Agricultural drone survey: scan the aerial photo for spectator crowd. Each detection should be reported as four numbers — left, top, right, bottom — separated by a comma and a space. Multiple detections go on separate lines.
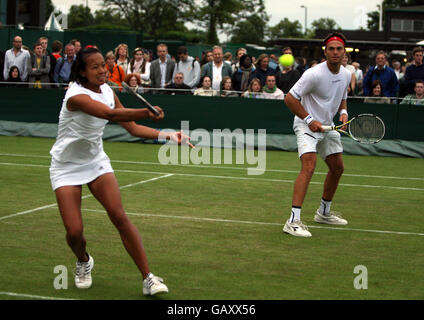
1, 35, 423, 105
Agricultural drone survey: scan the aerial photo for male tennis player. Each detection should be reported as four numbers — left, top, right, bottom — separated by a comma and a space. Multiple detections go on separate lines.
283, 32, 351, 237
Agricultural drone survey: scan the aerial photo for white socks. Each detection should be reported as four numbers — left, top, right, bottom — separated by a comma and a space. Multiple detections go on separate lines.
290, 206, 301, 223
319, 198, 332, 216
290, 198, 332, 222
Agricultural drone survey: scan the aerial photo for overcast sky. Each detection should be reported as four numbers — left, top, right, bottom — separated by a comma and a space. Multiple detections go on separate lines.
51, 0, 384, 31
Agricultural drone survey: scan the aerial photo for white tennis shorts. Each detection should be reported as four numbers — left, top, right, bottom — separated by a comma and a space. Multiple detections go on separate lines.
50, 155, 114, 191
293, 118, 343, 159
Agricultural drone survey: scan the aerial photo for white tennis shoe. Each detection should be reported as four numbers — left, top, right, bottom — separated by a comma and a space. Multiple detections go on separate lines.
143, 273, 169, 296
283, 219, 312, 237
314, 210, 348, 225
75, 254, 94, 289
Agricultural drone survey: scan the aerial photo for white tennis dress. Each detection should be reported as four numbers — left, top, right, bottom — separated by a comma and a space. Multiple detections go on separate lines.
49, 82, 115, 190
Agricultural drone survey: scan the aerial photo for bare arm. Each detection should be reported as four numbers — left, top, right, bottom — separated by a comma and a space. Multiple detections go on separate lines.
114, 93, 194, 147
284, 92, 309, 119
67, 92, 157, 123
284, 92, 323, 132
114, 92, 163, 139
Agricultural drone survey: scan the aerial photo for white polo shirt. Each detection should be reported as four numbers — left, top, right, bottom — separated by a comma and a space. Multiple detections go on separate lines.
289, 61, 351, 125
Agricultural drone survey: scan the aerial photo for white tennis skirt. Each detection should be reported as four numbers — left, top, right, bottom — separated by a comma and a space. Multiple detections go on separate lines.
49, 154, 114, 191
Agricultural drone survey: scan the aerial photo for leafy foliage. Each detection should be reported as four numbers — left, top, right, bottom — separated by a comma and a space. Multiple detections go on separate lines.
268, 18, 304, 39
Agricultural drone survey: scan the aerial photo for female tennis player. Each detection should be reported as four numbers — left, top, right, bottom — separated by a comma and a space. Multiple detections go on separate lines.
49, 47, 189, 295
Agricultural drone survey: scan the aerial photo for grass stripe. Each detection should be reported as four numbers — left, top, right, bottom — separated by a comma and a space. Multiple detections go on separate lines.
0, 291, 76, 300
0, 174, 173, 222
0, 152, 423, 181
0, 162, 423, 191
81, 208, 424, 237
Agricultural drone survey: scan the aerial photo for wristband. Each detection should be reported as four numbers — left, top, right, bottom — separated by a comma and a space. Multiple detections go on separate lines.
303, 115, 314, 125
339, 109, 348, 116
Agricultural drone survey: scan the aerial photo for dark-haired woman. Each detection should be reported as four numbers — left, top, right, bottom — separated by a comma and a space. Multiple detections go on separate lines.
127, 48, 151, 87
49, 47, 191, 296
363, 80, 391, 104
4, 66, 23, 87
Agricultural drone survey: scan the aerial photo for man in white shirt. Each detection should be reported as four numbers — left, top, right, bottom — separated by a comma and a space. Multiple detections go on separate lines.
150, 44, 175, 92
283, 32, 351, 237
200, 45, 233, 91
3, 36, 31, 81
211, 46, 224, 91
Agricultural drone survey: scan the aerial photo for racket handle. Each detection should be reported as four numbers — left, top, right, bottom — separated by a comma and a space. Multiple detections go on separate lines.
147, 105, 160, 116
321, 125, 334, 132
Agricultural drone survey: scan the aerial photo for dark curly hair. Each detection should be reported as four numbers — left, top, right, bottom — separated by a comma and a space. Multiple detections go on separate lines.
70, 47, 102, 85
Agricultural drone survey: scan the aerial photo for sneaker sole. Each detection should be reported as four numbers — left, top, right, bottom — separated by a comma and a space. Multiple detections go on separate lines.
75, 281, 92, 289
75, 275, 92, 289
314, 215, 348, 225
143, 287, 169, 296
283, 226, 312, 237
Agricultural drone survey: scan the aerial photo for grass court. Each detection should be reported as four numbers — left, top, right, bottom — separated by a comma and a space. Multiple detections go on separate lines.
0, 136, 423, 300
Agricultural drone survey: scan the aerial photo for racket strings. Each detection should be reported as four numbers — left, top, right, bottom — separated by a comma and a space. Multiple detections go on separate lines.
349, 116, 385, 143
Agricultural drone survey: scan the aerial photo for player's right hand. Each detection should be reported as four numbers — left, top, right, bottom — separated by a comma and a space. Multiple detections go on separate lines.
308, 120, 324, 133
148, 106, 164, 122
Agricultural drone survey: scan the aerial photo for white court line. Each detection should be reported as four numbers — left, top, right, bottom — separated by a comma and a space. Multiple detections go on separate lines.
0, 162, 423, 191
0, 174, 173, 222
81, 208, 424, 237
0, 291, 76, 300
0, 152, 423, 181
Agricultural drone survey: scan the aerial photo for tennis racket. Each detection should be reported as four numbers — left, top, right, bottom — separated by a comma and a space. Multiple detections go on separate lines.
321, 113, 385, 144
121, 82, 160, 116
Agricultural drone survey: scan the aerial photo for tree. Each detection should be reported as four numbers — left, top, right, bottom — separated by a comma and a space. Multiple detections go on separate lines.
367, 10, 381, 31
229, 1, 270, 45
268, 18, 304, 39
367, 0, 423, 30
101, 0, 195, 37
93, 8, 128, 27
304, 17, 341, 38
311, 17, 340, 31
230, 14, 268, 45
194, 0, 268, 44
68, 5, 94, 29
194, 0, 244, 44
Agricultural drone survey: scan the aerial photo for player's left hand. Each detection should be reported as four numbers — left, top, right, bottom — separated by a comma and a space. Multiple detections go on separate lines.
339, 113, 348, 131
148, 106, 164, 122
